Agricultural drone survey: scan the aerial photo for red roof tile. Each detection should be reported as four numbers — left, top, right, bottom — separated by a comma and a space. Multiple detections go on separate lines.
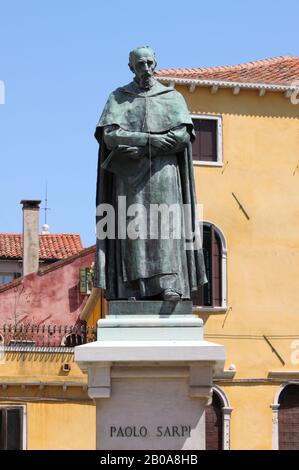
156, 55, 299, 86
0, 234, 83, 260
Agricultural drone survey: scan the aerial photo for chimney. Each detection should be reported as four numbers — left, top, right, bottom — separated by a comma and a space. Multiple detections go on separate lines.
20, 200, 41, 276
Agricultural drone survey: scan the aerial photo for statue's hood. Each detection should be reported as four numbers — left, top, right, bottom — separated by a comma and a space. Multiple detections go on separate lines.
120, 80, 175, 97
95, 80, 194, 137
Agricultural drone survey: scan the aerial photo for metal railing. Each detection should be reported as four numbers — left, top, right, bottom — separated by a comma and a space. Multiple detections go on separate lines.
0, 324, 97, 349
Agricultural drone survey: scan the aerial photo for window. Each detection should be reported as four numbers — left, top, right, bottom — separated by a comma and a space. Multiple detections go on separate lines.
205, 387, 232, 450
0, 406, 24, 450
192, 223, 227, 310
0, 274, 14, 285
191, 115, 222, 165
278, 384, 299, 450
0, 273, 21, 286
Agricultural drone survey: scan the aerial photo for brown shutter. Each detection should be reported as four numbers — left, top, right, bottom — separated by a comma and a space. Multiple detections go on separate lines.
80, 268, 88, 294
211, 227, 222, 307
200, 119, 217, 162
192, 119, 201, 161
192, 119, 217, 162
191, 225, 222, 307
206, 392, 223, 450
279, 385, 299, 450
192, 225, 210, 306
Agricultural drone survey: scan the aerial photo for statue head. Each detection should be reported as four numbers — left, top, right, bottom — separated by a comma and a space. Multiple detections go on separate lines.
129, 46, 157, 89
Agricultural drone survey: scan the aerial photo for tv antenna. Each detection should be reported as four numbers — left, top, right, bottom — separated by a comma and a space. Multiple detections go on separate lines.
42, 183, 51, 229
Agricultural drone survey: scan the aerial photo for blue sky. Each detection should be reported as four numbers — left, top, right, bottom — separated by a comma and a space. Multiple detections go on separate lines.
1, 0, 299, 247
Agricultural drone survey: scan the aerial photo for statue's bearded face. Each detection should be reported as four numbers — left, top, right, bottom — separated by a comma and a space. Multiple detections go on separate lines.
130, 48, 156, 89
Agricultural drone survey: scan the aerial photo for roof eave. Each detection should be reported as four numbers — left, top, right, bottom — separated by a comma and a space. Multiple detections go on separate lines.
156, 76, 298, 93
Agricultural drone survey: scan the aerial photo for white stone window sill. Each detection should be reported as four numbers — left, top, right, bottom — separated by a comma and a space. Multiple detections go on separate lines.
193, 161, 223, 167
214, 369, 236, 380
193, 306, 228, 314
268, 371, 299, 378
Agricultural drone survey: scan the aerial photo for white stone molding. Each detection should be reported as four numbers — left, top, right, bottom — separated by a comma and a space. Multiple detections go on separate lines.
259, 87, 266, 97
87, 363, 111, 399
284, 89, 293, 99
214, 368, 236, 380
157, 76, 298, 96
189, 365, 213, 402
271, 382, 295, 450
233, 86, 240, 95
76, 340, 225, 366
213, 385, 232, 450
268, 371, 299, 378
222, 407, 232, 450
191, 114, 223, 166
271, 403, 280, 450
210, 85, 219, 94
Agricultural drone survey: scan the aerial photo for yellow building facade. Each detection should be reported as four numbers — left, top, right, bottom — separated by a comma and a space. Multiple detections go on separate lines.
0, 350, 95, 449
1, 56, 299, 450
158, 55, 299, 450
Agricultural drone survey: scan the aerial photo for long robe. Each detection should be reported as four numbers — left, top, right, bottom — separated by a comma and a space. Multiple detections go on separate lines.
94, 80, 207, 299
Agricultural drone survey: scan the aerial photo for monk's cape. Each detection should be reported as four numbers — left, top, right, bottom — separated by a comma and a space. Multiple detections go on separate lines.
95, 80, 194, 136
94, 80, 207, 294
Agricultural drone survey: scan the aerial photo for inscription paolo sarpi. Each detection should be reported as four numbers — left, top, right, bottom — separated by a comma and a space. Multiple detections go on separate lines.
110, 425, 192, 438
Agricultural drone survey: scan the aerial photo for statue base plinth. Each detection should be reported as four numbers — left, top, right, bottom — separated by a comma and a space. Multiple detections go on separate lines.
75, 310, 225, 450
107, 300, 193, 316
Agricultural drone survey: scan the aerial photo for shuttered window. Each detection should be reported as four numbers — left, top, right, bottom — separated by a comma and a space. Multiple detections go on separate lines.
192, 118, 218, 162
206, 392, 223, 450
279, 385, 299, 450
0, 407, 23, 450
192, 224, 222, 307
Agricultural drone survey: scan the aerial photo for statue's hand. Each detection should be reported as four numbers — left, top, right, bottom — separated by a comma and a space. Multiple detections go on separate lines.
116, 145, 144, 159
150, 134, 177, 151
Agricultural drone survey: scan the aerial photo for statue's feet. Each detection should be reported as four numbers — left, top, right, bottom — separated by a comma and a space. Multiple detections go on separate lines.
162, 288, 181, 301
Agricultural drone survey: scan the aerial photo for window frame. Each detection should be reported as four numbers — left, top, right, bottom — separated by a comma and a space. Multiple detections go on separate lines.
193, 222, 228, 314
0, 404, 26, 450
272, 383, 299, 450
205, 386, 232, 450
191, 114, 223, 166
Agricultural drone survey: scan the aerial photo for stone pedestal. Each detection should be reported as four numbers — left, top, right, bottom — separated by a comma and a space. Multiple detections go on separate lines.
75, 303, 225, 450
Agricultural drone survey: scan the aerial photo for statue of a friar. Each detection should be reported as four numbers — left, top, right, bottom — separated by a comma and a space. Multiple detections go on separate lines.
94, 46, 207, 301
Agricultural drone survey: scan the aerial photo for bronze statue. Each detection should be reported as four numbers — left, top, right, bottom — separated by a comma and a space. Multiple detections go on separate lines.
94, 46, 207, 301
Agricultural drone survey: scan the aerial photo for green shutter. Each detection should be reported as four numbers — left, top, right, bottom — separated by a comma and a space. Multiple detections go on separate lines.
79, 268, 87, 294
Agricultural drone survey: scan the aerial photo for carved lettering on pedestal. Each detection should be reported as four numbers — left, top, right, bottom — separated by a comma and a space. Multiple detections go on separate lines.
110, 425, 191, 438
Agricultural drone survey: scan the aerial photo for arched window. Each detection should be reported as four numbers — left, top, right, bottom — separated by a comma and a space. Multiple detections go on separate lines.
192, 223, 227, 311
278, 384, 299, 450
205, 387, 232, 450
